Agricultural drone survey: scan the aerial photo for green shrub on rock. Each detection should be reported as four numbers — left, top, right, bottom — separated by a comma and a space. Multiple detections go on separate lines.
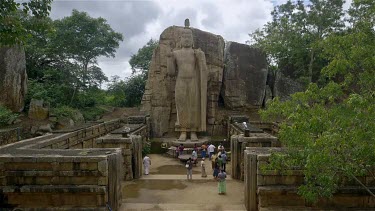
0, 105, 18, 126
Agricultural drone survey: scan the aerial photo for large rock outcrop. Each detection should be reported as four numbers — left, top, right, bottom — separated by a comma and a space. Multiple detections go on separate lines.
273, 72, 304, 101
222, 42, 268, 109
141, 26, 225, 137
0, 46, 27, 112
28, 99, 49, 120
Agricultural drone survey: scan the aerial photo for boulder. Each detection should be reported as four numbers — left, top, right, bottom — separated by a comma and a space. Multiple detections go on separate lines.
56, 117, 74, 129
274, 72, 304, 101
30, 126, 38, 135
141, 26, 225, 137
28, 99, 49, 120
38, 124, 52, 133
72, 110, 84, 123
222, 42, 268, 109
0, 46, 27, 112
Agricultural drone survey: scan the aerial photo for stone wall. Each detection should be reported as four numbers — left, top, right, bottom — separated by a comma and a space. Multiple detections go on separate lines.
96, 120, 148, 181
244, 147, 375, 210
0, 128, 20, 146
230, 134, 279, 181
96, 135, 143, 181
0, 120, 123, 210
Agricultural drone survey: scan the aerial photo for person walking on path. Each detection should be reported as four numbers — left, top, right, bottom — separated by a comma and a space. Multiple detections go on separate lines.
186, 158, 193, 180
201, 143, 207, 158
201, 158, 207, 177
191, 150, 198, 165
218, 143, 224, 153
179, 144, 184, 155
213, 162, 220, 179
194, 143, 198, 153
221, 151, 227, 172
208, 143, 215, 160
211, 153, 217, 170
143, 155, 151, 175
217, 155, 223, 171
217, 169, 227, 194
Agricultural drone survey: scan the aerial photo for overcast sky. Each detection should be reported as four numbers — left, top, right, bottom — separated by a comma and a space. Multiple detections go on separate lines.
49, 0, 352, 80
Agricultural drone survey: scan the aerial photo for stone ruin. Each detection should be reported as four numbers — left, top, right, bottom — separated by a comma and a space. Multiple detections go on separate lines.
2, 22, 371, 211
0, 116, 149, 210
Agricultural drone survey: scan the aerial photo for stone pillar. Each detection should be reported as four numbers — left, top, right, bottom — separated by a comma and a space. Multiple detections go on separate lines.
131, 135, 143, 179
230, 134, 242, 179
244, 147, 258, 211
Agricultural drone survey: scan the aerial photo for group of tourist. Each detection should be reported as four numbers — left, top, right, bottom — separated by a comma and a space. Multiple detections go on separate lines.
143, 142, 228, 195
186, 142, 228, 195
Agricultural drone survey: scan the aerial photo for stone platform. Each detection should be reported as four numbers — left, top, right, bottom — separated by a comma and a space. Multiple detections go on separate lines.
171, 136, 209, 148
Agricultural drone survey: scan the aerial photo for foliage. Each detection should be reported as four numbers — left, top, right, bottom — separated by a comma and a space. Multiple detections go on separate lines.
142, 140, 151, 157
80, 106, 107, 121
22, 10, 124, 113
250, 0, 344, 85
260, 0, 375, 202
52, 106, 80, 120
53, 10, 122, 90
106, 74, 146, 107
129, 39, 158, 77
122, 74, 146, 107
26, 79, 72, 109
0, 0, 52, 46
0, 105, 18, 126
106, 76, 126, 107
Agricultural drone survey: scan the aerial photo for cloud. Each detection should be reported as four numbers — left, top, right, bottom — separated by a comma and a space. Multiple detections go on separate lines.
50, 0, 279, 79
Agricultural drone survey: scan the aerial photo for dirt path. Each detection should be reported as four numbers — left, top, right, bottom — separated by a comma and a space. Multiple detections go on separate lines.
120, 154, 245, 211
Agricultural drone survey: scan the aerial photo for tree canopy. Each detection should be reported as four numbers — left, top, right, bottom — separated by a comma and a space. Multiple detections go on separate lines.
53, 10, 123, 90
258, 0, 375, 202
129, 39, 158, 77
0, 0, 52, 46
105, 38, 158, 107
23, 9, 123, 120
250, 0, 344, 85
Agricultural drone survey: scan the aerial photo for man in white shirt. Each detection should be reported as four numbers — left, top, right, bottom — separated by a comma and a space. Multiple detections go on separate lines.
208, 143, 216, 160
143, 155, 151, 175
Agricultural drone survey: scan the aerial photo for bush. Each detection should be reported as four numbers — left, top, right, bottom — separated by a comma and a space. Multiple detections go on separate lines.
52, 106, 80, 120
0, 105, 18, 126
80, 106, 106, 121
142, 140, 151, 157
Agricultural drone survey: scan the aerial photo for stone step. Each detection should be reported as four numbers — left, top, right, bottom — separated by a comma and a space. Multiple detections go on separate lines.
139, 174, 233, 181
120, 202, 246, 211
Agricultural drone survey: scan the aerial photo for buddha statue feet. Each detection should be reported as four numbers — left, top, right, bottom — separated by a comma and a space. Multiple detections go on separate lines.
178, 132, 187, 141
190, 132, 198, 141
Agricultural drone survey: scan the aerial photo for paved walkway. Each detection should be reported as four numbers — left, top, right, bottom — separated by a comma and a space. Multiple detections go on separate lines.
120, 154, 245, 211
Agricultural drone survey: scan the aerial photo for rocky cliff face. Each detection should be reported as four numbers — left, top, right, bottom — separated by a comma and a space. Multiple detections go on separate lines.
222, 42, 268, 109
273, 72, 304, 101
141, 26, 225, 137
0, 46, 27, 112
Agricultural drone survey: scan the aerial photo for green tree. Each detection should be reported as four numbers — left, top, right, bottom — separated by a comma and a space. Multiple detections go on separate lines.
106, 75, 126, 107
250, 0, 344, 85
129, 39, 158, 78
0, 0, 52, 46
123, 74, 146, 107
53, 10, 123, 92
23, 10, 121, 110
261, 0, 375, 202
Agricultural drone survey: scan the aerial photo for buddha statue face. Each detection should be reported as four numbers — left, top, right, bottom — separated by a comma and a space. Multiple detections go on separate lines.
180, 29, 193, 48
